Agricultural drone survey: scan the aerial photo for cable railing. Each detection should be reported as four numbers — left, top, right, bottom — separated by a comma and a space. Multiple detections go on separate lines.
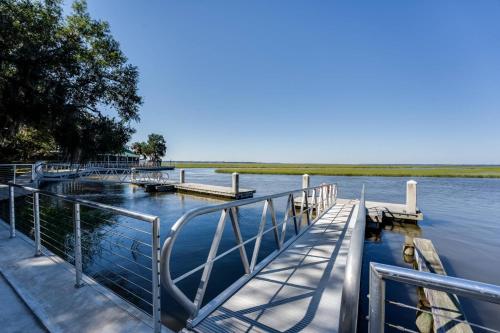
368, 262, 500, 333
39, 162, 171, 184
0, 163, 35, 184
160, 183, 337, 328
0, 183, 162, 333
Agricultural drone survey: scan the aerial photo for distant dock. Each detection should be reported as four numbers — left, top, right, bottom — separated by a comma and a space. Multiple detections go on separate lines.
143, 182, 257, 200
174, 182, 255, 199
141, 170, 256, 199
366, 180, 423, 223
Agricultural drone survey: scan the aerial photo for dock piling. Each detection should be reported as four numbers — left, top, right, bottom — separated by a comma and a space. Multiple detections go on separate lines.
406, 180, 417, 214
302, 174, 310, 189
232, 172, 239, 194
180, 169, 185, 183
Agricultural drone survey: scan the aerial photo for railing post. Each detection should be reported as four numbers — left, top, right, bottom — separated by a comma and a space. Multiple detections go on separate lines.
304, 190, 311, 225
369, 264, 385, 333
311, 188, 317, 218
331, 185, 334, 205
152, 217, 161, 333
131, 167, 136, 182
318, 187, 323, 214
328, 185, 332, 205
9, 185, 15, 238
73, 203, 83, 287
13, 165, 16, 184
31, 164, 35, 182
33, 192, 42, 256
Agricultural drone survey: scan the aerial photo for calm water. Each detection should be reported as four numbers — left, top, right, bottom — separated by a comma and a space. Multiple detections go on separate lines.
37, 169, 500, 331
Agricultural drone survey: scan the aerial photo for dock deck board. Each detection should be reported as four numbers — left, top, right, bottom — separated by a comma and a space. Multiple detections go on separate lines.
193, 201, 358, 333
175, 183, 256, 199
414, 238, 473, 333
366, 200, 423, 222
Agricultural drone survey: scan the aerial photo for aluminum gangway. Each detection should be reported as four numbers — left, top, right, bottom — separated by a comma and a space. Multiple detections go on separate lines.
38, 162, 171, 185
160, 183, 367, 332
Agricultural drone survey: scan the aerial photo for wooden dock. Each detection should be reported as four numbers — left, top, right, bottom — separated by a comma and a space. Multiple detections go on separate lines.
191, 201, 359, 332
414, 238, 472, 333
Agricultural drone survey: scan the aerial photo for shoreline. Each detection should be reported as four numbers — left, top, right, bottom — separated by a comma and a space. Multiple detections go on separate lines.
170, 163, 500, 178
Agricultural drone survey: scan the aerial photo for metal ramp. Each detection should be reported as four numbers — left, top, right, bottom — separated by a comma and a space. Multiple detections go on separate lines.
38, 163, 170, 184
192, 201, 358, 333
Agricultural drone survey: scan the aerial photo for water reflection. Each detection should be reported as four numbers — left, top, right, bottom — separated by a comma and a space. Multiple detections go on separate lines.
367, 220, 422, 263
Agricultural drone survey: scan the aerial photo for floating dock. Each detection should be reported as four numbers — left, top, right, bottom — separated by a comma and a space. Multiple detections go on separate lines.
140, 170, 256, 199
175, 183, 255, 199
141, 182, 256, 199
366, 200, 423, 222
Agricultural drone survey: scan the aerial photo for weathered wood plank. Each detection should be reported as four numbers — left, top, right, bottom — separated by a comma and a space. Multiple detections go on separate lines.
413, 238, 473, 333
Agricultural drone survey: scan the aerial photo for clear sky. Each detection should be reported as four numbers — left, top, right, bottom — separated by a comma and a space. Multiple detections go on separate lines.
65, 1, 500, 164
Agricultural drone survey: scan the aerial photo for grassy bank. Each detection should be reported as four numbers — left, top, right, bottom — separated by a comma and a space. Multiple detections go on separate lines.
171, 163, 500, 178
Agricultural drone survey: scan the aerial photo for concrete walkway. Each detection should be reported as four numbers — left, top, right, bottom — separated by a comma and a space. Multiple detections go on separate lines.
0, 220, 164, 333
194, 201, 358, 333
0, 273, 47, 333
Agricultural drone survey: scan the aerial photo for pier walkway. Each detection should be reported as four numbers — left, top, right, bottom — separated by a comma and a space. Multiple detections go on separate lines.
193, 201, 358, 333
0, 220, 161, 333
0, 273, 46, 333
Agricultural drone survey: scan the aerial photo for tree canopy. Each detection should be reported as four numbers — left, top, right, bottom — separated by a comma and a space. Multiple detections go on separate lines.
0, 0, 142, 162
131, 134, 167, 162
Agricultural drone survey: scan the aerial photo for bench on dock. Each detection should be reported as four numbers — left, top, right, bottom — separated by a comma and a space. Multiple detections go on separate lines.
414, 238, 473, 333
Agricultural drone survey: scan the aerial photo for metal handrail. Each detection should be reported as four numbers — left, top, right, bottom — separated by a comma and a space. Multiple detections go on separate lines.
7, 183, 158, 223
160, 183, 337, 326
38, 162, 170, 184
0, 163, 34, 166
2, 182, 162, 332
0, 163, 36, 183
339, 185, 366, 333
368, 262, 500, 333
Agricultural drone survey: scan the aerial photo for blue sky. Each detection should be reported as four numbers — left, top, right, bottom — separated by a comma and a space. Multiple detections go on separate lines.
65, 1, 500, 164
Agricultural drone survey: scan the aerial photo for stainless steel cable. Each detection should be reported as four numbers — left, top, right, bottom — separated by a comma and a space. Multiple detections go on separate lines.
81, 252, 152, 284
84, 259, 153, 296
79, 241, 153, 272
385, 323, 419, 333
387, 299, 500, 333
90, 271, 153, 307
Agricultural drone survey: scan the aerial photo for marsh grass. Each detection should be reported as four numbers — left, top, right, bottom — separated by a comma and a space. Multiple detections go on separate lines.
170, 163, 500, 178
